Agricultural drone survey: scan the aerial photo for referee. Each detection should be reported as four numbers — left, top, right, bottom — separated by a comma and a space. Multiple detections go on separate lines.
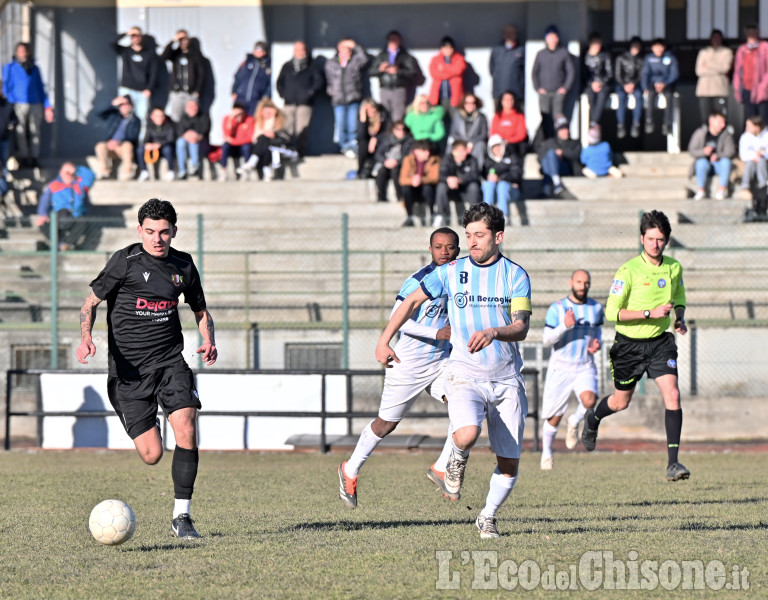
76, 198, 217, 539
582, 210, 690, 482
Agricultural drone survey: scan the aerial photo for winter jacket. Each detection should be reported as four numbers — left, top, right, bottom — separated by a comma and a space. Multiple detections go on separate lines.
580, 142, 613, 176
399, 154, 441, 186
641, 51, 679, 91
532, 46, 575, 93
688, 124, 736, 161
490, 110, 527, 146
733, 41, 768, 103
222, 114, 255, 146
369, 47, 421, 90
177, 112, 210, 139
536, 135, 582, 173
113, 34, 160, 92
374, 132, 413, 164
483, 135, 522, 183
143, 118, 177, 146
0, 96, 17, 141
489, 42, 525, 99
232, 54, 272, 114
439, 153, 480, 186
404, 105, 446, 143
614, 51, 643, 87
37, 167, 93, 218
2, 58, 51, 107
582, 51, 613, 87
161, 37, 206, 95
97, 105, 141, 145
276, 57, 324, 106
428, 51, 466, 108
739, 128, 768, 162
447, 108, 488, 149
695, 45, 733, 97
325, 45, 368, 106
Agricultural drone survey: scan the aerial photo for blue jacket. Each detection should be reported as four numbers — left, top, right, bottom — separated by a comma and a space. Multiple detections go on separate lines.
232, 54, 271, 114
641, 51, 679, 90
37, 167, 94, 218
2, 59, 50, 107
98, 105, 141, 145
580, 142, 613, 176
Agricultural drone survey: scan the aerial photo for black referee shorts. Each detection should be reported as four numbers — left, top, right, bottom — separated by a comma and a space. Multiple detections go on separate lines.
609, 331, 679, 391
107, 361, 201, 439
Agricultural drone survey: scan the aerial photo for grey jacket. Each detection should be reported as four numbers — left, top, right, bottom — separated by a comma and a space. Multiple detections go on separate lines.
532, 46, 575, 93
687, 124, 736, 176
325, 45, 369, 106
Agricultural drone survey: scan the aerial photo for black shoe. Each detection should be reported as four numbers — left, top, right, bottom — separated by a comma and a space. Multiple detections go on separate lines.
661, 123, 670, 136
631, 122, 641, 138
616, 123, 626, 139
645, 121, 654, 135
554, 187, 576, 200
178, 173, 187, 181
666, 462, 690, 482
171, 513, 201, 540
581, 408, 598, 451
401, 217, 415, 227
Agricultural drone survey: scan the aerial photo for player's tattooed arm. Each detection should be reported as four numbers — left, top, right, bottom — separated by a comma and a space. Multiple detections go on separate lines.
79, 291, 102, 340
195, 309, 216, 345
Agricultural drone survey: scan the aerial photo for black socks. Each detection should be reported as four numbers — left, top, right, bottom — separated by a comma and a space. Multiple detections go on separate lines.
172, 445, 199, 500
665, 408, 683, 465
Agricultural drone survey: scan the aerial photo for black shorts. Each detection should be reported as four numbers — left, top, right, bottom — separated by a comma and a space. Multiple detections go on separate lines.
609, 332, 679, 391
107, 361, 201, 439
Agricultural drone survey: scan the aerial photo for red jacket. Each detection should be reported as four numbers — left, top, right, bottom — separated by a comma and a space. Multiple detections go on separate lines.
490, 110, 527, 145
733, 41, 768, 103
222, 114, 255, 146
428, 52, 466, 108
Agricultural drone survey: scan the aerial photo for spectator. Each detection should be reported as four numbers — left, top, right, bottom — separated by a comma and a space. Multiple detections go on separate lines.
232, 41, 272, 117
2, 42, 53, 169
733, 25, 768, 125
489, 24, 525, 101
357, 99, 389, 178
276, 40, 324, 158
642, 38, 679, 135
695, 29, 734, 125
373, 120, 412, 202
536, 114, 581, 199
36, 162, 98, 251
428, 36, 466, 110
688, 111, 736, 201
94, 96, 141, 181
137, 107, 177, 181
113, 27, 159, 137
369, 30, 422, 122
580, 124, 623, 178
481, 134, 526, 225
434, 139, 481, 226
447, 93, 488, 169
239, 97, 295, 181
490, 91, 528, 155
532, 24, 575, 138
615, 36, 644, 139
738, 115, 768, 200
582, 32, 613, 127
0, 88, 17, 178
398, 139, 440, 227
404, 94, 446, 150
161, 29, 206, 123
325, 38, 369, 158
218, 103, 254, 180
176, 99, 210, 180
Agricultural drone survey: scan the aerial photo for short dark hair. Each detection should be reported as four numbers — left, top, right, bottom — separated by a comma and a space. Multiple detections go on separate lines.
640, 210, 671, 240
651, 37, 666, 47
14, 42, 30, 53
122, 95, 133, 106
709, 110, 726, 120
430, 227, 460, 248
232, 102, 246, 111
629, 36, 642, 48
463, 202, 505, 234
748, 115, 764, 129
588, 32, 602, 44
440, 36, 455, 49
412, 139, 431, 152
138, 198, 177, 226
711, 28, 724, 39
451, 139, 468, 150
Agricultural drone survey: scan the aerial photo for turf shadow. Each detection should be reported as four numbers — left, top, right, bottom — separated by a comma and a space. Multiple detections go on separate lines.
621, 496, 767, 508
281, 518, 470, 532
124, 542, 203, 552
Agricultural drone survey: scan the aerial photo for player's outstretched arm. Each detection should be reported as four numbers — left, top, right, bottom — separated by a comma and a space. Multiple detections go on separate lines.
468, 309, 531, 353
194, 309, 218, 365
375, 287, 429, 367
77, 290, 102, 364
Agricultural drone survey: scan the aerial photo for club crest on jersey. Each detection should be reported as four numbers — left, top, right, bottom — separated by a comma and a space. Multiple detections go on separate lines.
142, 272, 150, 282
658, 279, 666, 288
667, 359, 677, 368
610, 279, 625, 295
171, 274, 183, 286
425, 303, 442, 318
454, 291, 469, 308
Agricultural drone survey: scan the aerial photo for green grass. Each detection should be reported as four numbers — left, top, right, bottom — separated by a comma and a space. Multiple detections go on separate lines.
0, 451, 765, 599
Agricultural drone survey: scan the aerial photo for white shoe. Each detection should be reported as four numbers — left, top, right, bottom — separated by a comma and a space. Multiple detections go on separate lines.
138, 170, 150, 181
565, 418, 580, 450
262, 166, 273, 182
344, 148, 357, 159
714, 188, 726, 201
432, 214, 444, 227
693, 189, 706, 201
582, 167, 598, 179
164, 170, 175, 181
540, 456, 554, 471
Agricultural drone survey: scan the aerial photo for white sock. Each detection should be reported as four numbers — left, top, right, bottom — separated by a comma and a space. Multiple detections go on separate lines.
434, 427, 454, 472
542, 421, 558, 459
245, 154, 259, 168
552, 174, 562, 187
450, 436, 470, 459
345, 421, 383, 478
571, 402, 588, 425
270, 149, 281, 169
173, 499, 191, 519
481, 468, 517, 517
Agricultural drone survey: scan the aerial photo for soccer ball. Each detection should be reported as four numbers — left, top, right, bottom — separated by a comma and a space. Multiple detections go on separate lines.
89, 499, 136, 546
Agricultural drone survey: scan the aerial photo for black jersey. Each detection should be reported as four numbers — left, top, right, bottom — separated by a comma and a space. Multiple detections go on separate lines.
90, 243, 206, 378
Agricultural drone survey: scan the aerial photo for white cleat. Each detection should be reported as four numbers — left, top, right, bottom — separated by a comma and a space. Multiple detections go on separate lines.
540, 456, 553, 471
565, 418, 580, 450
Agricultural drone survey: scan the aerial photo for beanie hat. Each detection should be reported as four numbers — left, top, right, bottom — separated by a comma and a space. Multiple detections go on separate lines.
544, 24, 559, 37
554, 115, 569, 131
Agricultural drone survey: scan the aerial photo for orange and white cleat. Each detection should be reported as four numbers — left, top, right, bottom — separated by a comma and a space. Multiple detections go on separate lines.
338, 461, 358, 509
426, 463, 458, 500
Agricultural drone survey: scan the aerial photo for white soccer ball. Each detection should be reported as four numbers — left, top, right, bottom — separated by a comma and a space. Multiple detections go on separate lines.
89, 499, 136, 546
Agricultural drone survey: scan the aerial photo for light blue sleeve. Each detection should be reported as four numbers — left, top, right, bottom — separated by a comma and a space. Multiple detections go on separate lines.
545, 302, 560, 328
396, 276, 419, 301
420, 268, 446, 300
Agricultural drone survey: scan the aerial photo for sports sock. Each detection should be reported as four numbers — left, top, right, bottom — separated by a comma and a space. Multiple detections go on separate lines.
450, 437, 470, 459
571, 402, 588, 425
552, 174, 562, 188
345, 421, 382, 478
480, 468, 517, 518
434, 428, 454, 472
172, 445, 199, 502
589, 396, 616, 429
665, 408, 683, 465
542, 422, 558, 459
174, 498, 191, 519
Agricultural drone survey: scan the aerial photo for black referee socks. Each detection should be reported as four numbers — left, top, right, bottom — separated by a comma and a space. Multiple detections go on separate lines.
665, 409, 683, 465
172, 445, 199, 500
590, 396, 617, 429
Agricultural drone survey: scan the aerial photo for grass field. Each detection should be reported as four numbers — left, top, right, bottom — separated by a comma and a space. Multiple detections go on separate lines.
0, 450, 765, 599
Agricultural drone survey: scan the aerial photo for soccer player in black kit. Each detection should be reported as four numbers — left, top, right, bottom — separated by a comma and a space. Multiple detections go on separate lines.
76, 198, 217, 540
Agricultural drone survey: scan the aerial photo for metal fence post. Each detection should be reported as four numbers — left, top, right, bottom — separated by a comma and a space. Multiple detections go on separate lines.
342, 213, 349, 370
197, 213, 204, 369
689, 319, 697, 396
50, 211, 58, 369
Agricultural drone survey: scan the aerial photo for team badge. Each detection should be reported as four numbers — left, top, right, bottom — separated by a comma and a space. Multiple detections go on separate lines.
171, 274, 183, 286
658, 279, 666, 288
610, 279, 625, 295
425, 304, 441, 318
667, 359, 677, 368
454, 292, 468, 308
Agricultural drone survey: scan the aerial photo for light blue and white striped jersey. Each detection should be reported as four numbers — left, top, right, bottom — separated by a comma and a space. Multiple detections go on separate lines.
421, 254, 532, 380
393, 263, 451, 368
544, 297, 604, 364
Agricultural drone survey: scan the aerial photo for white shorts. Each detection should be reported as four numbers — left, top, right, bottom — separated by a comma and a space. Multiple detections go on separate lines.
378, 360, 448, 422
444, 369, 528, 459
541, 360, 598, 420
